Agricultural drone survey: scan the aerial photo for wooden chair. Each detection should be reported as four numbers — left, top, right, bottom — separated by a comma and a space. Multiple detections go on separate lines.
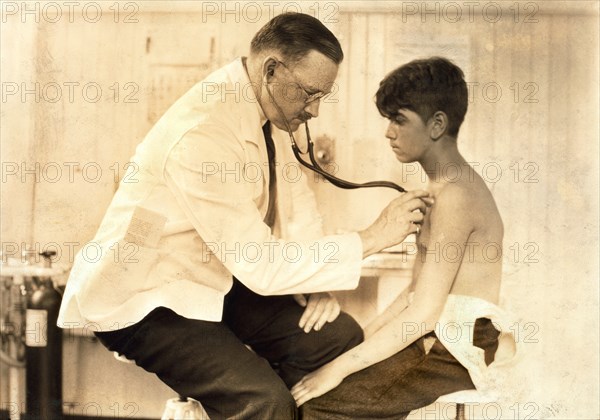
433, 389, 497, 420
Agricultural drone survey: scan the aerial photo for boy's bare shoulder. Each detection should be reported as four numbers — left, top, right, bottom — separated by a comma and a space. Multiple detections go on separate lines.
431, 174, 503, 237
428, 183, 471, 230
439, 166, 497, 204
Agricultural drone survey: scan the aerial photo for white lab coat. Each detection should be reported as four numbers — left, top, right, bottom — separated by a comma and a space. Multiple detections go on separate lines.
58, 58, 363, 331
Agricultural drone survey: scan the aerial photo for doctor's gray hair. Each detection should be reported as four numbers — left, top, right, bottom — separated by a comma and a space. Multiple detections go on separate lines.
250, 12, 343, 66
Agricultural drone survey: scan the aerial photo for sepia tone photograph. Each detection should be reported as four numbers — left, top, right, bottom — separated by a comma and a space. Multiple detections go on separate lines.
1, 1, 598, 419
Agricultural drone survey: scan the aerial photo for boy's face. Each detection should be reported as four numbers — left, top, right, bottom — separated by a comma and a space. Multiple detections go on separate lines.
385, 108, 431, 163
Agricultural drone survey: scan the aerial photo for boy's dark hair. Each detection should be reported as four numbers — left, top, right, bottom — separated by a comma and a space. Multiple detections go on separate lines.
251, 12, 343, 65
375, 57, 468, 137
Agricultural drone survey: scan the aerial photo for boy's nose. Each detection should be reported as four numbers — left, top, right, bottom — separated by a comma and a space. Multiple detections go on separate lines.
385, 123, 396, 139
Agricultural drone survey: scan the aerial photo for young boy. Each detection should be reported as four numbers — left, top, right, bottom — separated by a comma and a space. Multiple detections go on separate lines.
293, 57, 512, 419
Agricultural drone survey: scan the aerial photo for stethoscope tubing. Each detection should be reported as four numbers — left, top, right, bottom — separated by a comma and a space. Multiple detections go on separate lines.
265, 71, 407, 194
293, 123, 407, 193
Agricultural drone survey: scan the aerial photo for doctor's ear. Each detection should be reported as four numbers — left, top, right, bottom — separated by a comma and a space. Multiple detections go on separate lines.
262, 57, 278, 80
429, 111, 448, 140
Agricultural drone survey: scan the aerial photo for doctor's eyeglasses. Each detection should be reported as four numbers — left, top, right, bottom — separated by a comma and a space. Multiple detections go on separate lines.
276, 60, 327, 104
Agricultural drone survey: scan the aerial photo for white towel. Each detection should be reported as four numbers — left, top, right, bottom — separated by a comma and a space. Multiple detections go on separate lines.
405, 292, 522, 400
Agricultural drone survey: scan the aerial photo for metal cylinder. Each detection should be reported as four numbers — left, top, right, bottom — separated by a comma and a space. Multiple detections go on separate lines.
25, 251, 62, 419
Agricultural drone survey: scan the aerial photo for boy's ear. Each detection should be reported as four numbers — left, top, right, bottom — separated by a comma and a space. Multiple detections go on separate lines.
429, 111, 448, 140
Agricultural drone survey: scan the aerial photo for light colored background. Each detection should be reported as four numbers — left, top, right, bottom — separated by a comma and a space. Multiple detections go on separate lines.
1, 1, 598, 418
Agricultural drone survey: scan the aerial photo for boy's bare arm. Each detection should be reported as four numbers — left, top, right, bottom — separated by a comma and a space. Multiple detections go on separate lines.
407, 184, 475, 327
363, 287, 411, 339
291, 185, 477, 405
323, 185, 476, 374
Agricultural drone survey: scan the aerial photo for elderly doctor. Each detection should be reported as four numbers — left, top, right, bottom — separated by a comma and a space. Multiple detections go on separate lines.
58, 12, 431, 419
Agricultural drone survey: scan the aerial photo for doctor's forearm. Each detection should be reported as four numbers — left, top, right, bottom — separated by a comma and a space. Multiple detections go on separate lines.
358, 229, 379, 258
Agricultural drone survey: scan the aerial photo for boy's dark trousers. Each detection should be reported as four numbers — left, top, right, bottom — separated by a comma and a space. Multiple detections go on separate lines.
300, 318, 500, 420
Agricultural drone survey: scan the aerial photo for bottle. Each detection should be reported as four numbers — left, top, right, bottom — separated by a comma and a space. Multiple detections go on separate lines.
25, 250, 63, 419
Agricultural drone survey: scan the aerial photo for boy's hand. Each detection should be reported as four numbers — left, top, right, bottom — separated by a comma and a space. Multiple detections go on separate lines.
294, 292, 341, 333
291, 362, 346, 406
359, 190, 433, 258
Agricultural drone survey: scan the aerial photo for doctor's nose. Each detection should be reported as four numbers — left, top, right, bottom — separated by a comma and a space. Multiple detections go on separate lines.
304, 99, 321, 118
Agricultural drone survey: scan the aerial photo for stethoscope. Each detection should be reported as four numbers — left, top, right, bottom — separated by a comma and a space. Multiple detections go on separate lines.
264, 68, 407, 194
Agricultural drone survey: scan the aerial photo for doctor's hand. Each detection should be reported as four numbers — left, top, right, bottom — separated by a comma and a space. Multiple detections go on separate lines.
293, 292, 341, 333
359, 190, 433, 258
